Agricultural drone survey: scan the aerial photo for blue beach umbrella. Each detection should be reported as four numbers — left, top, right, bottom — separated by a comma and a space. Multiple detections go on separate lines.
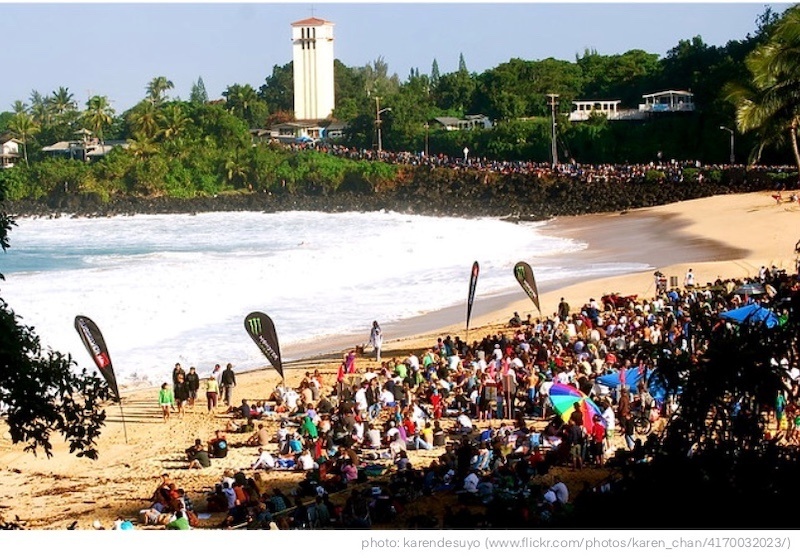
720, 303, 779, 329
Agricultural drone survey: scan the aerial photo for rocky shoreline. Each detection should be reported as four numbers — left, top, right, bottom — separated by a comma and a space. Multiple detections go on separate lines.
3, 166, 776, 220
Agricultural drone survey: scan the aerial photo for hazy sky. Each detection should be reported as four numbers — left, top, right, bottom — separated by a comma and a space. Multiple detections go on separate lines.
0, 2, 791, 113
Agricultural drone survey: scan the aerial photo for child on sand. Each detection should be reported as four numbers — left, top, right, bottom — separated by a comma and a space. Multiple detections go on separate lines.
158, 383, 175, 422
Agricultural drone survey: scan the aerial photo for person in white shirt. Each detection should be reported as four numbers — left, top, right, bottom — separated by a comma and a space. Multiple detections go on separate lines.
549, 476, 569, 504
368, 321, 383, 362
251, 448, 275, 470
296, 449, 317, 471
463, 472, 480, 494
354, 382, 368, 413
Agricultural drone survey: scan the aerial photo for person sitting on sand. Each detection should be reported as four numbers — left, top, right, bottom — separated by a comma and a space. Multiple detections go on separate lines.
166, 509, 190, 530
245, 423, 271, 447
226, 416, 255, 434
252, 447, 276, 470
188, 442, 211, 469
185, 438, 202, 460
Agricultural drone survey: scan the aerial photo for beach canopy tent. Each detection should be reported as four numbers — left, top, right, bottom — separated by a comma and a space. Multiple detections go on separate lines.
720, 303, 779, 329
595, 368, 668, 404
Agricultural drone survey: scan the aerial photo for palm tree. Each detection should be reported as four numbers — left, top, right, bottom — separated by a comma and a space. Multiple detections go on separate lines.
83, 95, 115, 144
127, 100, 161, 139
223, 83, 258, 120
127, 132, 159, 160
11, 100, 28, 115
726, 6, 800, 175
158, 104, 191, 140
8, 112, 39, 166
146, 76, 174, 106
50, 86, 77, 115
29, 90, 53, 128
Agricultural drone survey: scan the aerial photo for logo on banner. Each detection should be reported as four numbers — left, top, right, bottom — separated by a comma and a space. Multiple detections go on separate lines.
247, 316, 263, 335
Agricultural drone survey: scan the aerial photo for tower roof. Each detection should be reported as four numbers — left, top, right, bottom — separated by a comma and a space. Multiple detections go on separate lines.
291, 17, 334, 27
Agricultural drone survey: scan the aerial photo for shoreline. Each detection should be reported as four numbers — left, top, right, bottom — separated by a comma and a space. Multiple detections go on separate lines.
220, 197, 753, 382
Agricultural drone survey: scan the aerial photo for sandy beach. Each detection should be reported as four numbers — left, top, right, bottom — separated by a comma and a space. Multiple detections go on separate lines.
1, 190, 798, 530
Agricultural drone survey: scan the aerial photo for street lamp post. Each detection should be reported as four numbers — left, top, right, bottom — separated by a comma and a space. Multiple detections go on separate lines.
720, 126, 735, 164
375, 97, 392, 153
423, 122, 429, 157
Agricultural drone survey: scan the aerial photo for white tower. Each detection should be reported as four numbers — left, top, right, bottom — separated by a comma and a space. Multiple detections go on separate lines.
292, 17, 335, 121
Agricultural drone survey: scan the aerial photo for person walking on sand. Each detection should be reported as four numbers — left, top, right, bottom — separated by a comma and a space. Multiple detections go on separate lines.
158, 383, 175, 422
185, 366, 200, 409
221, 363, 237, 408
205, 374, 220, 414
368, 321, 383, 362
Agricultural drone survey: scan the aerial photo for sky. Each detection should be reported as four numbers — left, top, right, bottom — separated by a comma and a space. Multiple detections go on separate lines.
0, 1, 792, 114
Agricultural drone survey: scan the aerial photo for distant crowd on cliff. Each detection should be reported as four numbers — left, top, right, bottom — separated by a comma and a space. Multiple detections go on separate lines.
293, 141, 796, 186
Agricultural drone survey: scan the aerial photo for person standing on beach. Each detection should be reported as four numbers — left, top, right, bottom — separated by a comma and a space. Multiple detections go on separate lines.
368, 321, 383, 362
684, 268, 695, 290
158, 383, 175, 422
205, 374, 220, 414
174, 373, 190, 419
221, 363, 236, 408
185, 366, 200, 409
558, 297, 570, 322
171, 363, 184, 387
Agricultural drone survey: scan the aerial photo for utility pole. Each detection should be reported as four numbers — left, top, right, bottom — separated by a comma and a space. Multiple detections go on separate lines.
548, 94, 559, 168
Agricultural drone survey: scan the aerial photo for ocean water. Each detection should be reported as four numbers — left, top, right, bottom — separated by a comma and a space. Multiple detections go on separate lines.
0, 210, 649, 388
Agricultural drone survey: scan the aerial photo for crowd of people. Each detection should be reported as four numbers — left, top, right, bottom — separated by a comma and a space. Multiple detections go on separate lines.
120, 247, 800, 529
294, 141, 798, 187
136, 262, 799, 530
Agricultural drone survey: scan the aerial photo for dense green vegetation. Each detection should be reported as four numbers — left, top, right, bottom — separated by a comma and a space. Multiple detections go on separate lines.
1, 6, 798, 204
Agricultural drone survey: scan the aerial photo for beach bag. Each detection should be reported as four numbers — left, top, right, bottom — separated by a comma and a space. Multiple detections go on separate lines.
213, 440, 228, 458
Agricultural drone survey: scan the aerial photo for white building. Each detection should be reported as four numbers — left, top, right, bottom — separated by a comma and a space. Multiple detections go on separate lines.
292, 17, 335, 121
0, 134, 21, 169
639, 90, 695, 113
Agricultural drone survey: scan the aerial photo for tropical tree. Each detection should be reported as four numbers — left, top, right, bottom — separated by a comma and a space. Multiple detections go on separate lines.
259, 63, 294, 113
159, 103, 191, 140
28, 90, 53, 129
11, 100, 28, 115
49, 86, 77, 116
7, 111, 39, 165
0, 173, 111, 459
361, 56, 400, 99
223, 83, 267, 127
83, 95, 115, 144
726, 5, 800, 173
146, 76, 175, 106
189, 76, 209, 105
127, 100, 161, 140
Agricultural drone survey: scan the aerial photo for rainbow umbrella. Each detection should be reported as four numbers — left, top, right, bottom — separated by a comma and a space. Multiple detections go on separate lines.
548, 382, 606, 426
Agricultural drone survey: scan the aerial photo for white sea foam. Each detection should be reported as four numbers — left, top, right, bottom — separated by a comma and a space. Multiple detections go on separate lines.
0, 211, 648, 387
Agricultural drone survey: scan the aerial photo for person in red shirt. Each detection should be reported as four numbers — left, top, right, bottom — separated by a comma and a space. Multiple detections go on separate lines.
402, 413, 416, 437
430, 389, 443, 420
590, 414, 607, 467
